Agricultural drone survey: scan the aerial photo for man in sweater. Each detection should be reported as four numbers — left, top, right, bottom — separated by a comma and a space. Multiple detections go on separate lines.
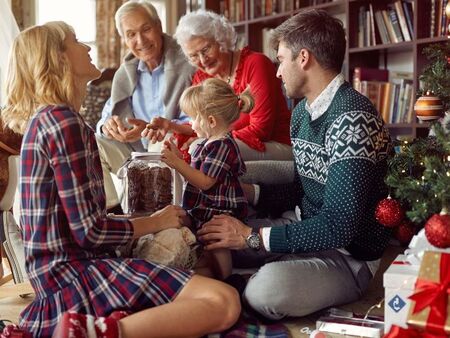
96, 0, 194, 210
198, 9, 392, 319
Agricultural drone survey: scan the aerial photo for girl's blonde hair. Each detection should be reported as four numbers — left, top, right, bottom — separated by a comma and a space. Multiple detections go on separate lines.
1, 21, 76, 134
180, 78, 254, 126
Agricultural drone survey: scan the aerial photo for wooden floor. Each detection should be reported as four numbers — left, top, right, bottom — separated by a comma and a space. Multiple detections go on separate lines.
0, 245, 403, 337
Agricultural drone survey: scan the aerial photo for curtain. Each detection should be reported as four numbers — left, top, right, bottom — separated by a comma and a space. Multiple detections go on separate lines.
0, 0, 20, 105
96, 0, 127, 69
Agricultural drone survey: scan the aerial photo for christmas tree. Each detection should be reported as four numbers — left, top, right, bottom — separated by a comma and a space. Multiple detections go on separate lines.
380, 42, 450, 247
385, 119, 450, 225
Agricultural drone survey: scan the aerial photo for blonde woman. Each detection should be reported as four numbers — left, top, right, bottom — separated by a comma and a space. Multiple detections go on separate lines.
161, 78, 253, 279
2, 21, 239, 338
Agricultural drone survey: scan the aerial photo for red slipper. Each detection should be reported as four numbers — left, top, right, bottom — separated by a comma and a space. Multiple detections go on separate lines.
1, 324, 32, 338
51, 311, 128, 338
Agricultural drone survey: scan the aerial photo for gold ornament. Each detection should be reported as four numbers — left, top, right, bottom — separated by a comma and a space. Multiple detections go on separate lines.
414, 91, 444, 121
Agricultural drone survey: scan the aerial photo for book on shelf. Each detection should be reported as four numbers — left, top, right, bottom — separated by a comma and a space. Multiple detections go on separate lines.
436, 0, 443, 37
387, 4, 405, 42
357, 6, 366, 47
219, 0, 245, 22
369, 4, 377, 46
390, 71, 413, 124
431, 0, 436, 37
402, 0, 414, 39
374, 10, 390, 44
381, 9, 398, 43
380, 82, 393, 123
261, 27, 276, 61
353, 67, 389, 93
360, 80, 385, 113
441, 0, 448, 36
394, 1, 412, 41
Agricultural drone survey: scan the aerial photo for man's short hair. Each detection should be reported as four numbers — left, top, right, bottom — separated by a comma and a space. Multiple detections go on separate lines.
115, 0, 161, 37
271, 9, 346, 73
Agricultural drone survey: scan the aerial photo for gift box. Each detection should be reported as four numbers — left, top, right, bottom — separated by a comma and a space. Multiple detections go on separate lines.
316, 315, 384, 337
383, 254, 419, 333
407, 251, 450, 336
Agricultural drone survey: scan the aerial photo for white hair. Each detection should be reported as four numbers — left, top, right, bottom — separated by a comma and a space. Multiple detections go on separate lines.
175, 9, 237, 53
115, 0, 161, 37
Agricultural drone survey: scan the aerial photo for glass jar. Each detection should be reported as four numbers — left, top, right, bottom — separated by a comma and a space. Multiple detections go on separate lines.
118, 152, 182, 216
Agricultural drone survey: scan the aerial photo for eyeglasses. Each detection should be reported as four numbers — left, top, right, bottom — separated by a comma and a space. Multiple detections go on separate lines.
187, 43, 214, 63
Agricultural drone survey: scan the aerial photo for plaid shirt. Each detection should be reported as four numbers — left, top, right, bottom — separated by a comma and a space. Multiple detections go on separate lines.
184, 133, 248, 226
19, 106, 191, 337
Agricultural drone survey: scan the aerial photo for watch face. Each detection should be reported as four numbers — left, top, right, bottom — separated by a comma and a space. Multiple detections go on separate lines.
247, 233, 260, 250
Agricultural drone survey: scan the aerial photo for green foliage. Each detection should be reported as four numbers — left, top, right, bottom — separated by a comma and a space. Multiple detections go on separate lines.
418, 42, 450, 111
386, 120, 450, 225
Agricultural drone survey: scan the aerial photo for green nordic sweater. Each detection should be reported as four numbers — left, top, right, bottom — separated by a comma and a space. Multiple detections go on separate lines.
259, 82, 392, 261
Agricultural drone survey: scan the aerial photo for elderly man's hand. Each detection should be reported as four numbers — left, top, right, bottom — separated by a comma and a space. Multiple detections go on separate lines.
141, 116, 171, 144
197, 214, 252, 250
102, 116, 146, 143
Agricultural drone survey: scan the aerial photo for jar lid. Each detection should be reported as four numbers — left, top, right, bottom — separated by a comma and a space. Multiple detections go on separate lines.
131, 151, 161, 160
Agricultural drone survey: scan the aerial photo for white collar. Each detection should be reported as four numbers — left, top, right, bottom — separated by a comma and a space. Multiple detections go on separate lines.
305, 74, 345, 121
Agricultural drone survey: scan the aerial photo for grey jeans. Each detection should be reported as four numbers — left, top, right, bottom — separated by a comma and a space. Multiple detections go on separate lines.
232, 218, 374, 320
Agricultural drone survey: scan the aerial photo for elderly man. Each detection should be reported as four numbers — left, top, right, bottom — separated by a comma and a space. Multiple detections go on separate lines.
96, 0, 194, 211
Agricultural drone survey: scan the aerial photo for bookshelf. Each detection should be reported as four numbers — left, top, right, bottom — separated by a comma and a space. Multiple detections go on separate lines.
192, 0, 449, 139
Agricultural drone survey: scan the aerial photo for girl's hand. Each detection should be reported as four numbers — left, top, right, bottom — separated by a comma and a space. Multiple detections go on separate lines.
161, 138, 183, 168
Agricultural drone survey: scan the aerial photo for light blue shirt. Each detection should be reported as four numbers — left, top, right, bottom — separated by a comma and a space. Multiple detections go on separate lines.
132, 60, 165, 125
97, 60, 188, 148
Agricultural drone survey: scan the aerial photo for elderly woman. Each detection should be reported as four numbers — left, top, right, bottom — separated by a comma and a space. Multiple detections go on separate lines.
143, 10, 292, 161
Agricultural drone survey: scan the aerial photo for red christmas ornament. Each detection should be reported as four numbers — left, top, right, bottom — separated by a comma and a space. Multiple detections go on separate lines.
394, 220, 416, 246
425, 213, 450, 248
375, 197, 405, 227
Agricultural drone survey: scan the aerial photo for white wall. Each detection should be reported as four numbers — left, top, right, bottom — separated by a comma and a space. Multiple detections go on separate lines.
0, 0, 19, 105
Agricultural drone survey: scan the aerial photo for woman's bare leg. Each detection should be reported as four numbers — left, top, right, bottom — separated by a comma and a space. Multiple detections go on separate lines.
119, 275, 241, 338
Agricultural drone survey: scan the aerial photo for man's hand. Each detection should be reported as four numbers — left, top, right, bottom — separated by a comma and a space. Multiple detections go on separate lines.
102, 116, 146, 143
197, 214, 252, 250
141, 116, 171, 144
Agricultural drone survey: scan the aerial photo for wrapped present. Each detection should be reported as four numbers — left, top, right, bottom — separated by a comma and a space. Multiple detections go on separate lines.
383, 254, 419, 333
407, 251, 450, 335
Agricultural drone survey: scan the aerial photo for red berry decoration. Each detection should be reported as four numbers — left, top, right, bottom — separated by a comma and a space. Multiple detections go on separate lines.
425, 213, 450, 248
375, 197, 405, 227
394, 220, 416, 246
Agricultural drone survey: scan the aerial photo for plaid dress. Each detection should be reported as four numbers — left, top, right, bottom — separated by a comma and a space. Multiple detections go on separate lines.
184, 133, 248, 227
18, 105, 192, 338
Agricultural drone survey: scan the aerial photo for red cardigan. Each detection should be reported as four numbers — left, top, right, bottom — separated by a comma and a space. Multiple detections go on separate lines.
192, 47, 291, 152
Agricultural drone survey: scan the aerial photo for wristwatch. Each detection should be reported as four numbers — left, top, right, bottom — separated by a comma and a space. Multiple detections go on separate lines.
246, 231, 261, 251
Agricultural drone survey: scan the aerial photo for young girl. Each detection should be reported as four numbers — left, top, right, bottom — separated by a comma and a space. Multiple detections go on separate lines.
161, 78, 254, 279
1, 21, 239, 337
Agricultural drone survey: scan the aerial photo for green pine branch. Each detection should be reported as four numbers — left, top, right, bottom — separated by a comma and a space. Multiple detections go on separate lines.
385, 122, 450, 225
418, 42, 450, 111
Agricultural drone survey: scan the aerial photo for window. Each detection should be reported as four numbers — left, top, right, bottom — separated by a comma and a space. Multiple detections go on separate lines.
36, 0, 97, 65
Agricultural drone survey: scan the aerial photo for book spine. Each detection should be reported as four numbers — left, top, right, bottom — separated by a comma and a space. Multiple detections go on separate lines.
388, 5, 405, 42
382, 10, 398, 43
394, 1, 412, 41
375, 10, 390, 44
402, 1, 414, 39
